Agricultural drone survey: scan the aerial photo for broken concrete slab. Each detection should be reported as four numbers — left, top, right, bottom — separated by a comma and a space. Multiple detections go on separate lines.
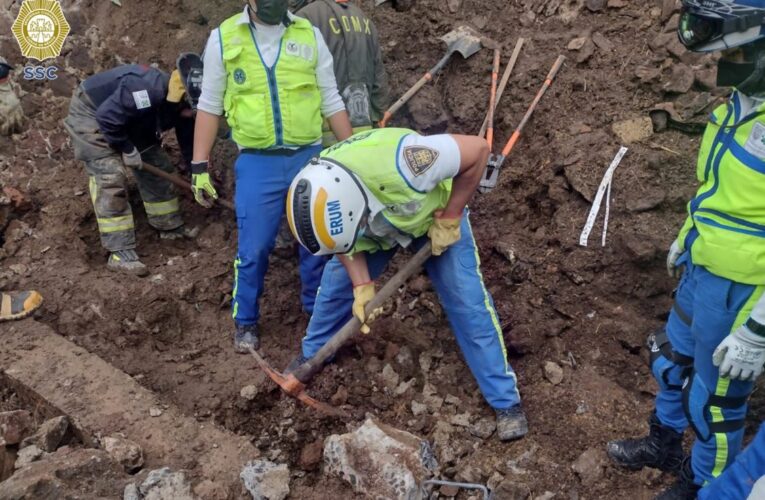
103, 435, 144, 473
324, 418, 437, 499
127, 467, 196, 500
21, 415, 69, 452
240, 460, 290, 500
0, 321, 259, 494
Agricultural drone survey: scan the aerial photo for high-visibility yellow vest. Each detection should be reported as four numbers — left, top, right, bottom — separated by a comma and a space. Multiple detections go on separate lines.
677, 91, 765, 284
320, 128, 452, 253
219, 15, 322, 148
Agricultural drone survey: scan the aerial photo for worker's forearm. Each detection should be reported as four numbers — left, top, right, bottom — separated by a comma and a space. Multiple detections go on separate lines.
327, 110, 353, 142
338, 253, 371, 286
192, 110, 220, 163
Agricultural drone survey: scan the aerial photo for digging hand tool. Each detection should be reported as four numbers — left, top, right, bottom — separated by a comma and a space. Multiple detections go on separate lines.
137, 162, 235, 212
485, 48, 501, 151
479, 55, 565, 193
379, 26, 482, 127
249, 242, 433, 417
478, 38, 525, 139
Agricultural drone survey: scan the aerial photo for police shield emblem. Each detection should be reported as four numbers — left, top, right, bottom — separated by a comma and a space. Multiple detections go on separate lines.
403, 146, 439, 177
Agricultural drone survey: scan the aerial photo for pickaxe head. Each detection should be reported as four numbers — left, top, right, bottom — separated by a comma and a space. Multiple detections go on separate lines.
248, 347, 348, 418
440, 25, 482, 59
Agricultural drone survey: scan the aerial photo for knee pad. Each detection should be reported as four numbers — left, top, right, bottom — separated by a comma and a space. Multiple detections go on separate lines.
648, 330, 693, 391
682, 371, 747, 442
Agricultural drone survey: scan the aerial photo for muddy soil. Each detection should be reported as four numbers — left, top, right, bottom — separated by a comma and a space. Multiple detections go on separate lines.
1, 0, 763, 498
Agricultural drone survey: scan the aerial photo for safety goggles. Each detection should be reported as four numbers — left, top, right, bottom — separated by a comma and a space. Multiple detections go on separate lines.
678, 8, 765, 50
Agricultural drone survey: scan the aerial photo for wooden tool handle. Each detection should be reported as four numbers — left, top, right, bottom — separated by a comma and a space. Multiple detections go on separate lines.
139, 162, 235, 211
500, 55, 565, 158
479, 38, 524, 138
294, 242, 433, 382
380, 52, 454, 127
486, 49, 501, 150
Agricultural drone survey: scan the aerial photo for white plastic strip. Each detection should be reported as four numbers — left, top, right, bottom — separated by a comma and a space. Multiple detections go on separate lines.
579, 146, 628, 247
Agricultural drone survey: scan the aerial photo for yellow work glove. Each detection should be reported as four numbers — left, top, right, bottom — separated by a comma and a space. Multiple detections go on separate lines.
190, 161, 219, 208
428, 211, 461, 256
352, 282, 383, 334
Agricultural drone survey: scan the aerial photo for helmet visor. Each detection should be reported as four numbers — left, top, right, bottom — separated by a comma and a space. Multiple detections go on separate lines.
678, 11, 724, 49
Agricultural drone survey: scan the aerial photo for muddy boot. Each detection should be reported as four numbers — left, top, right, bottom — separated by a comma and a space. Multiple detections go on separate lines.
607, 412, 684, 473
496, 405, 529, 441
234, 323, 260, 354
284, 354, 309, 374
159, 225, 200, 240
655, 457, 700, 500
107, 249, 149, 277
0, 290, 43, 322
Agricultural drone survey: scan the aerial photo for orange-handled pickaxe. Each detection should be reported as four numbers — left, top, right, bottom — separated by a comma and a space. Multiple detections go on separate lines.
379, 26, 482, 127
479, 55, 565, 193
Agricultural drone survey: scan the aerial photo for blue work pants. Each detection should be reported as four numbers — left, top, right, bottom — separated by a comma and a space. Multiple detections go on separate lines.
301, 213, 521, 410
698, 422, 765, 500
651, 253, 762, 485
232, 146, 327, 325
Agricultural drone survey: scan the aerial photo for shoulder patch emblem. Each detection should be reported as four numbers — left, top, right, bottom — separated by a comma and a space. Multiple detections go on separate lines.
745, 121, 765, 159
403, 146, 439, 177
132, 90, 151, 110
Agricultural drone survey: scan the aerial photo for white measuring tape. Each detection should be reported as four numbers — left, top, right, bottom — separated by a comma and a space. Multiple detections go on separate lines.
579, 146, 628, 247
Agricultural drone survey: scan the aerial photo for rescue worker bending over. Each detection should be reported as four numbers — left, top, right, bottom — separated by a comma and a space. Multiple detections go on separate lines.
607, 1, 765, 498
0, 56, 24, 136
285, 128, 529, 441
293, 0, 390, 145
64, 55, 203, 276
192, 0, 352, 354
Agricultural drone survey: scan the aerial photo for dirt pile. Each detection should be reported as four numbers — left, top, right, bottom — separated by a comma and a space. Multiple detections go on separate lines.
1, 0, 763, 498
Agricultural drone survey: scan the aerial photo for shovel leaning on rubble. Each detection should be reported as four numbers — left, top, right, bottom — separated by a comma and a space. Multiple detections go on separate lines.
379, 26, 482, 127
249, 242, 433, 417
479, 55, 565, 193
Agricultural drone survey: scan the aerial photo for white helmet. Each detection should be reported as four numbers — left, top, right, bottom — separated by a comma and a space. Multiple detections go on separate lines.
286, 157, 368, 256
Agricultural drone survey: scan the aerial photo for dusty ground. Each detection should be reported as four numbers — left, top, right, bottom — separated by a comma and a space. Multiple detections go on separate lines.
1, 0, 763, 498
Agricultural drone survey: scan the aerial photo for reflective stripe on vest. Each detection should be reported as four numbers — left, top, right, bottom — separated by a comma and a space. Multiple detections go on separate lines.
219, 15, 322, 149
320, 128, 452, 253
677, 91, 765, 284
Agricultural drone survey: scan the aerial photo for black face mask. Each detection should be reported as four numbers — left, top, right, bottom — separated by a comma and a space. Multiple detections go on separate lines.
0, 65, 10, 81
718, 51, 765, 97
252, 0, 288, 25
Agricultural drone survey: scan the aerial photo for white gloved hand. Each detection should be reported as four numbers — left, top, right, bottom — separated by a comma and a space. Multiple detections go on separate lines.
122, 147, 143, 169
0, 82, 24, 136
666, 239, 683, 278
713, 322, 765, 382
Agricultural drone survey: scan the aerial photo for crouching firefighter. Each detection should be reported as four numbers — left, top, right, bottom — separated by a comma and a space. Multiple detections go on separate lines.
285, 128, 529, 441
606, 1, 765, 498
64, 54, 204, 276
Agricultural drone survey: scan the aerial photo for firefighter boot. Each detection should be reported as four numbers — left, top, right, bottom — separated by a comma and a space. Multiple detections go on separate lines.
607, 411, 685, 473
655, 457, 700, 500
107, 249, 149, 277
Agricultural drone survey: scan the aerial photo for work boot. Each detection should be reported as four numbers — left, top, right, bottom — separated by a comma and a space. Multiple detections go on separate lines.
0, 290, 43, 322
107, 249, 149, 277
655, 457, 700, 500
159, 225, 199, 240
496, 405, 529, 441
234, 323, 260, 354
284, 354, 310, 374
606, 412, 685, 473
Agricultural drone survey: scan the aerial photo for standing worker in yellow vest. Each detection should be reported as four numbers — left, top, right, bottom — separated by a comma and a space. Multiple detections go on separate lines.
192, 0, 353, 353
607, 1, 765, 498
292, 0, 390, 145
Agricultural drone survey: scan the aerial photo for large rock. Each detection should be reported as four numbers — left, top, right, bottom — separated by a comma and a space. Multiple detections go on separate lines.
0, 410, 34, 446
126, 467, 196, 500
103, 436, 144, 473
21, 416, 69, 452
572, 448, 607, 486
324, 418, 437, 499
0, 448, 127, 498
240, 460, 290, 500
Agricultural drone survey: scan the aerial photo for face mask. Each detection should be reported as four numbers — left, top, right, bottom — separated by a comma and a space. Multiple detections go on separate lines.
718, 51, 765, 97
252, 0, 288, 25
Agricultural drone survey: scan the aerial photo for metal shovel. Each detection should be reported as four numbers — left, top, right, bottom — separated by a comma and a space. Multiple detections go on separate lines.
379, 26, 482, 127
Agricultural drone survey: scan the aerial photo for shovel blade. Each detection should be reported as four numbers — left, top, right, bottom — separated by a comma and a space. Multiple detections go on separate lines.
440, 25, 482, 59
